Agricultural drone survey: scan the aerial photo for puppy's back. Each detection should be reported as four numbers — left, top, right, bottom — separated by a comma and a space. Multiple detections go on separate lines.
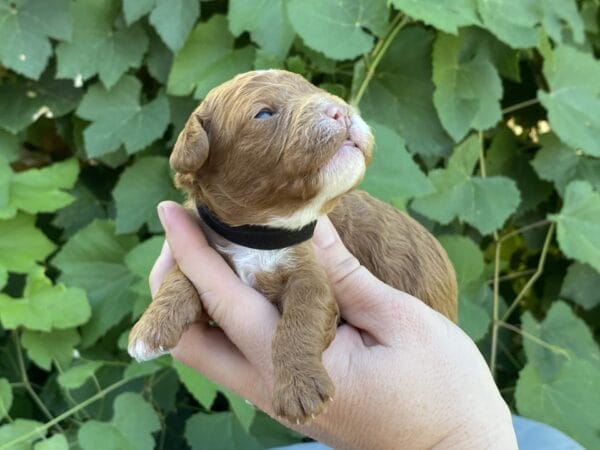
329, 190, 458, 321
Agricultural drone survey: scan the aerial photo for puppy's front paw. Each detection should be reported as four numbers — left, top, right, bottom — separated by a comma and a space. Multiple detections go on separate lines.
127, 314, 187, 362
273, 366, 334, 424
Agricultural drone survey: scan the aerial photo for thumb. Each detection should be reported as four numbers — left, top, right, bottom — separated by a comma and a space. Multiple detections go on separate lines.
312, 216, 398, 341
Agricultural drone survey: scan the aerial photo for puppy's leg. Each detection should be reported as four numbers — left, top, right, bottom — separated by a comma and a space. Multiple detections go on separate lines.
264, 263, 338, 424
128, 266, 203, 361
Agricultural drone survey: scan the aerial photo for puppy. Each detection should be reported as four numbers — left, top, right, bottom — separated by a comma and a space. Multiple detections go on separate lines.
129, 70, 457, 423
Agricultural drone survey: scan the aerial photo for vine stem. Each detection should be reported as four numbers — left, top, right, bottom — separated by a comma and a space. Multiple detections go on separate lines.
12, 332, 65, 435
497, 320, 570, 360
0, 377, 131, 450
502, 98, 540, 115
351, 13, 410, 107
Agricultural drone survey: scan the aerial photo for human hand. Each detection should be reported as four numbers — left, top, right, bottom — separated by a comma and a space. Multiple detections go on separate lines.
152, 201, 517, 450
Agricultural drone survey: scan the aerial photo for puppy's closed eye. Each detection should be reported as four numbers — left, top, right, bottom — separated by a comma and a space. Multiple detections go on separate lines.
255, 108, 275, 119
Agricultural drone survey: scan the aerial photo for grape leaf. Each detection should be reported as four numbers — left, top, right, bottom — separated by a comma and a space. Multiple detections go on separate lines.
146, 32, 173, 84
0, 378, 11, 419
538, 46, 600, 157
560, 263, 600, 310
58, 361, 103, 389
52, 220, 139, 347
168, 15, 255, 98
287, 0, 388, 60
21, 329, 79, 371
229, 0, 294, 59
0, 268, 6, 290
78, 392, 160, 450
173, 360, 218, 410
52, 183, 107, 238
113, 156, 179, 234
185, 412, 262, 450
76, 76, 170, 157
411, 135, 521, 234
0, 214, 55, 273
360, 123, 432, 203
486, 128, 552, 212
221, 389, 256, 432
0, 0, 71, 79
33, 434, 69, 450
515, 360, 600, 450
549, 181, 600, 272
122, 0, 155, 24
477, 0, 584, 48
360, 26, 452, 157
439, 235, 484, 288
124, 236, 164, 305
390, 0, 479, 34
0, 269, 90, 331
0, 159, 78, 219
532, 133, 600, 196
0, 73, 82, 133
521, 302, 600, 380
150, 0, 200, 51
0, 129, 18, 162
0, 419, 45, 450
432, 29, 503, 141
55, 0, 149, 89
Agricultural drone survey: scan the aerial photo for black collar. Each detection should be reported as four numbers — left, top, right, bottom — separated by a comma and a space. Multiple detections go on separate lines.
197, 204, 317, 251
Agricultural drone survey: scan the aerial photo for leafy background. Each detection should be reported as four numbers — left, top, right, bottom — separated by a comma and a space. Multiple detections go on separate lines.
0, 0, 599, 448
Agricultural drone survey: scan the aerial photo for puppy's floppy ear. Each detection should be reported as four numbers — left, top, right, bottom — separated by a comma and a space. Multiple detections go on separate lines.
170, 113, 209, 174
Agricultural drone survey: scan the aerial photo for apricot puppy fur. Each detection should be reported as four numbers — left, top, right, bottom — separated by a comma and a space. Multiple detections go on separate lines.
129, 70, 457, 423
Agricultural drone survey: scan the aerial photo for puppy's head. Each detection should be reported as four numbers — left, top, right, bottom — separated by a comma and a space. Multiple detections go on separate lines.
172, 70, 373, 228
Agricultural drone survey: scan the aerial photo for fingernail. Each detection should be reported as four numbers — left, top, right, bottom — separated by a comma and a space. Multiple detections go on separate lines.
312, 217, 336, 249
157, 201, 171, 232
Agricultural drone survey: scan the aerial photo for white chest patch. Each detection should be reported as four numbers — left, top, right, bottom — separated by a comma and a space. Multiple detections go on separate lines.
216, 242, 291, 287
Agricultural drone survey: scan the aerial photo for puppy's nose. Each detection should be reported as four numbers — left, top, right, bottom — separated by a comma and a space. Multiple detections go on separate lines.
325, 104, 350, 128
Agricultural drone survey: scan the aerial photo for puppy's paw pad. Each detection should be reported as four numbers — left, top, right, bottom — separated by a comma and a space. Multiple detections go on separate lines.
273, 371, 334, 424
127, 339, 170, 362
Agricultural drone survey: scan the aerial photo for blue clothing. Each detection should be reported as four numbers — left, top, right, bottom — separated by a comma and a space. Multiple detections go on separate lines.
271, 416, 583, 450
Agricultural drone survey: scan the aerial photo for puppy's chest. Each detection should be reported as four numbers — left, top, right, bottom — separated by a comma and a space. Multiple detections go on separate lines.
216, 243, 291, 287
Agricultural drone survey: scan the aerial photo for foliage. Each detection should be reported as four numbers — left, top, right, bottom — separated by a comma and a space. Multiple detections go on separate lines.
0, 0, 599, 448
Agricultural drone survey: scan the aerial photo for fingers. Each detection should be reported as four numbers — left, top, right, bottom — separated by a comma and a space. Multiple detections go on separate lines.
172, 322, 268, 404
157, 201, 279, 365
148, 240, 175, 296
312, 216, 404, 343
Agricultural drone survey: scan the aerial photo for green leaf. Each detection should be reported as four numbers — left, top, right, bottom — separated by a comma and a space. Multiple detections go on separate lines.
168, 15, 255, 98
538, 46, 600, 157
123, 360, 163, 380
185, 412, 262, 450
0, 159, 79, 219
78, 392, 161, 450
113, 156, 179, 234
146, 32, 173, 84
76, 76, 170, 157
521, 302, 600, 380
55, 0, 149, 88
33, 434, 69, 450
486, 128, 552, 212
360, 26, 452, 157
0, 378, 12, 419
250, 412, 303, 448
0, 269, 90, 331
477, 0, 584, 48
124, 236, 164, 306
58, 361, 103, 389
150, 0, 200, 51
532, 133, 600, 197
0, 0, 71, 79
0, 129, 18, 162
439, 235, 484, 288
0, 419, 45, 450
515, 360, 600, 450
229, 0, 294, 59
0, 214, 55, 273
122, 0, 155, 24
52, 220, 138, 347
21, 329, 80, 371
360, 123, 432, 203
390, 0, 479, 33
172, 360, 218, 410
411, 135, 521, 234
0, 73, 82, 133
52, 183, 107, 238
287, 0, 388, 60
560, 263, 600, 310
432, 29, 502, 141
549, 181, 600, 272
222, 390, 256, 432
